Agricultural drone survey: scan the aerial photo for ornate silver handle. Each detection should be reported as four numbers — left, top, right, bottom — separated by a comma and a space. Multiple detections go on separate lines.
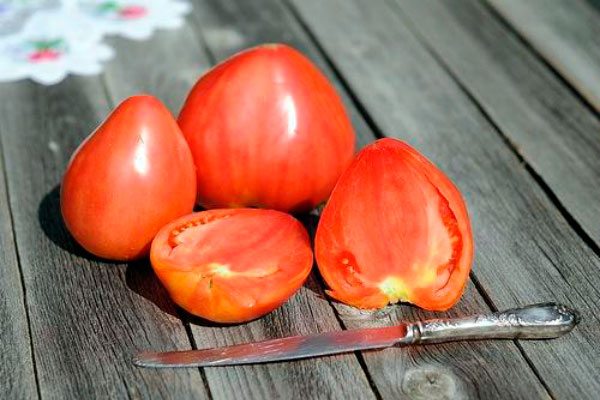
408, 303, 579, 345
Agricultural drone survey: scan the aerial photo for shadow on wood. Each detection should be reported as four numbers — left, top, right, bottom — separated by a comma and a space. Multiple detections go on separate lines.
37, 184, 105, 262
125, 259, 182, 320
182, 309, 243, 328
39, 185, 184, 320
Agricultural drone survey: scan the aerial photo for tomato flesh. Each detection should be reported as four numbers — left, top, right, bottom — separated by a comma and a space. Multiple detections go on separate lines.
315, 138, 473, 311
151, 209, 313, 323
178, 43, 355, 212
61, 95, 196, 261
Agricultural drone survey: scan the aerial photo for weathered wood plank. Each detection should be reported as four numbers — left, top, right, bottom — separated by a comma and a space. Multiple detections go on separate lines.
0, 136, 38, 398
289, 0, 600, 398
488, 0, 600, 112
103, 22, 208, 114
189, 1, 552, 399
0, 77, 209, 399
101, 12, 377, 400
393, 0, 600, 276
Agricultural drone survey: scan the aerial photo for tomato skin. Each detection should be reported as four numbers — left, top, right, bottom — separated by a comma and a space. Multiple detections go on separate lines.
150, 209, 313, 323
61, 95, 196, 261
315, 138, 473, 311
178, 43, 355, 212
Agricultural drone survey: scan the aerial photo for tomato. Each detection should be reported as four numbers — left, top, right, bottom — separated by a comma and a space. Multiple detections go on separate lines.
61, 95, 196, 261
315, 138, 473, 311
178, 43, 355, 212
150, 209, 313, 323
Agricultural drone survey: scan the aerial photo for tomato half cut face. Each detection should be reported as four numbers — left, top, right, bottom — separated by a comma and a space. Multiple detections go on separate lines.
150, 209, 313, 323
315, 138, 473, 311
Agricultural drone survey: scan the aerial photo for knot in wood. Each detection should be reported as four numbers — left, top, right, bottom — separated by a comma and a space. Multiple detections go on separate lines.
402, 366, 466, 400
334, 303, 394, 326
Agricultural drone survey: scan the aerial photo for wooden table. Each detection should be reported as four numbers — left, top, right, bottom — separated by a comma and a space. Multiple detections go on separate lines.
2, 0, 599, 398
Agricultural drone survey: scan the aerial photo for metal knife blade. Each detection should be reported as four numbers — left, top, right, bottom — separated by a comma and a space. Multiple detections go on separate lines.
134, 325, 409, 368
134, 303, 578, 368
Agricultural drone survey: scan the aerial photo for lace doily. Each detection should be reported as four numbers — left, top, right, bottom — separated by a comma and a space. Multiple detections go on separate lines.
0, 0, 191, 85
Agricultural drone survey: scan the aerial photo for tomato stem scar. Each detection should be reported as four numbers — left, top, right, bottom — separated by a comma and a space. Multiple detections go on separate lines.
379, 277, 411, 304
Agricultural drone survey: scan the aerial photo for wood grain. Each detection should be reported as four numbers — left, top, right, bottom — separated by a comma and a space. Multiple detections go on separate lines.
488, 0, 600, 112
392, 0, 600, 271
103, 22, 209, 114
0, 133, 38, 398
189, 0, 551, 398
0, 77, 209, 399
101, 10, 377, 400
289, 0, 600, 398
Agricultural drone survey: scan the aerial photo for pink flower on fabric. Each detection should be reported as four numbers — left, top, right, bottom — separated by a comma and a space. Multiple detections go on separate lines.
0, 1, 190, 84
28, 49, 61, 62
118, 5, 147, 19
26, 39, 66, 63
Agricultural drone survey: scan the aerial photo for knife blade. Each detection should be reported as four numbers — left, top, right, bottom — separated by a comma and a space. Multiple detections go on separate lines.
135, 325, 408, 368
134, 302, 578, 368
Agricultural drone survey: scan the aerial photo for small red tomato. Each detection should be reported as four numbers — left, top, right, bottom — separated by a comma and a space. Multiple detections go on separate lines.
315, 138, 473, 311
178, 43, 355, 212
150, 209, 313, 323
61, 95, 196, 261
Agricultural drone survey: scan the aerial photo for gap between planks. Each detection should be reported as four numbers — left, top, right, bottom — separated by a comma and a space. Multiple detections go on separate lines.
481, 1, 600, 120
0, 117, 41, 400
387, 0, 600, 269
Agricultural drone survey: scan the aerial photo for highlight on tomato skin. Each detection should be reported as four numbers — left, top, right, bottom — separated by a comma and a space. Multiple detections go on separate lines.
150, 209, 314, 323
315, 138, 474, 311
60, 95, 197, 261
178, 43, 355, 213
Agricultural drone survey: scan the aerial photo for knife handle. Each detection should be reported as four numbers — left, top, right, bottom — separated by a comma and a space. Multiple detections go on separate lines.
411, 303, 579, 345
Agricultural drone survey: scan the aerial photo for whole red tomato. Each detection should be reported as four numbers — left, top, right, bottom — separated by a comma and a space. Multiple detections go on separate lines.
178, 44, 355, 212
61, 95, 197, 261
150, 209, 313, 323
315, 138, 473, 311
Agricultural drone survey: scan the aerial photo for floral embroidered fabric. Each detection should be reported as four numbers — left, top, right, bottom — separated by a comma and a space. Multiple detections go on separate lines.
0, 0, 190, 85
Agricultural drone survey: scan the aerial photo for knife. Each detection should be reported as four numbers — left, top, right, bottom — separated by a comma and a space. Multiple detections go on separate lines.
134, 302, 578, 368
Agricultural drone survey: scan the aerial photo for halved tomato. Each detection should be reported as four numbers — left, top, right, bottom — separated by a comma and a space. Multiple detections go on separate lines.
178, 43, 355, 212
150, 209, 313, 323
315, 138, 473, 311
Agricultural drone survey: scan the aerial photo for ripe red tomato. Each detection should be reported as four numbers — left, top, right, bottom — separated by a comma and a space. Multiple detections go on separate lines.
150, 209, 313, 323
61, 95, 197, 261
315, 138, 473, 311
178, 43, 355, 212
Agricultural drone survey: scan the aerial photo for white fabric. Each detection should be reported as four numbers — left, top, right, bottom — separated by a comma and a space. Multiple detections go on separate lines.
0, 0, 190, 85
